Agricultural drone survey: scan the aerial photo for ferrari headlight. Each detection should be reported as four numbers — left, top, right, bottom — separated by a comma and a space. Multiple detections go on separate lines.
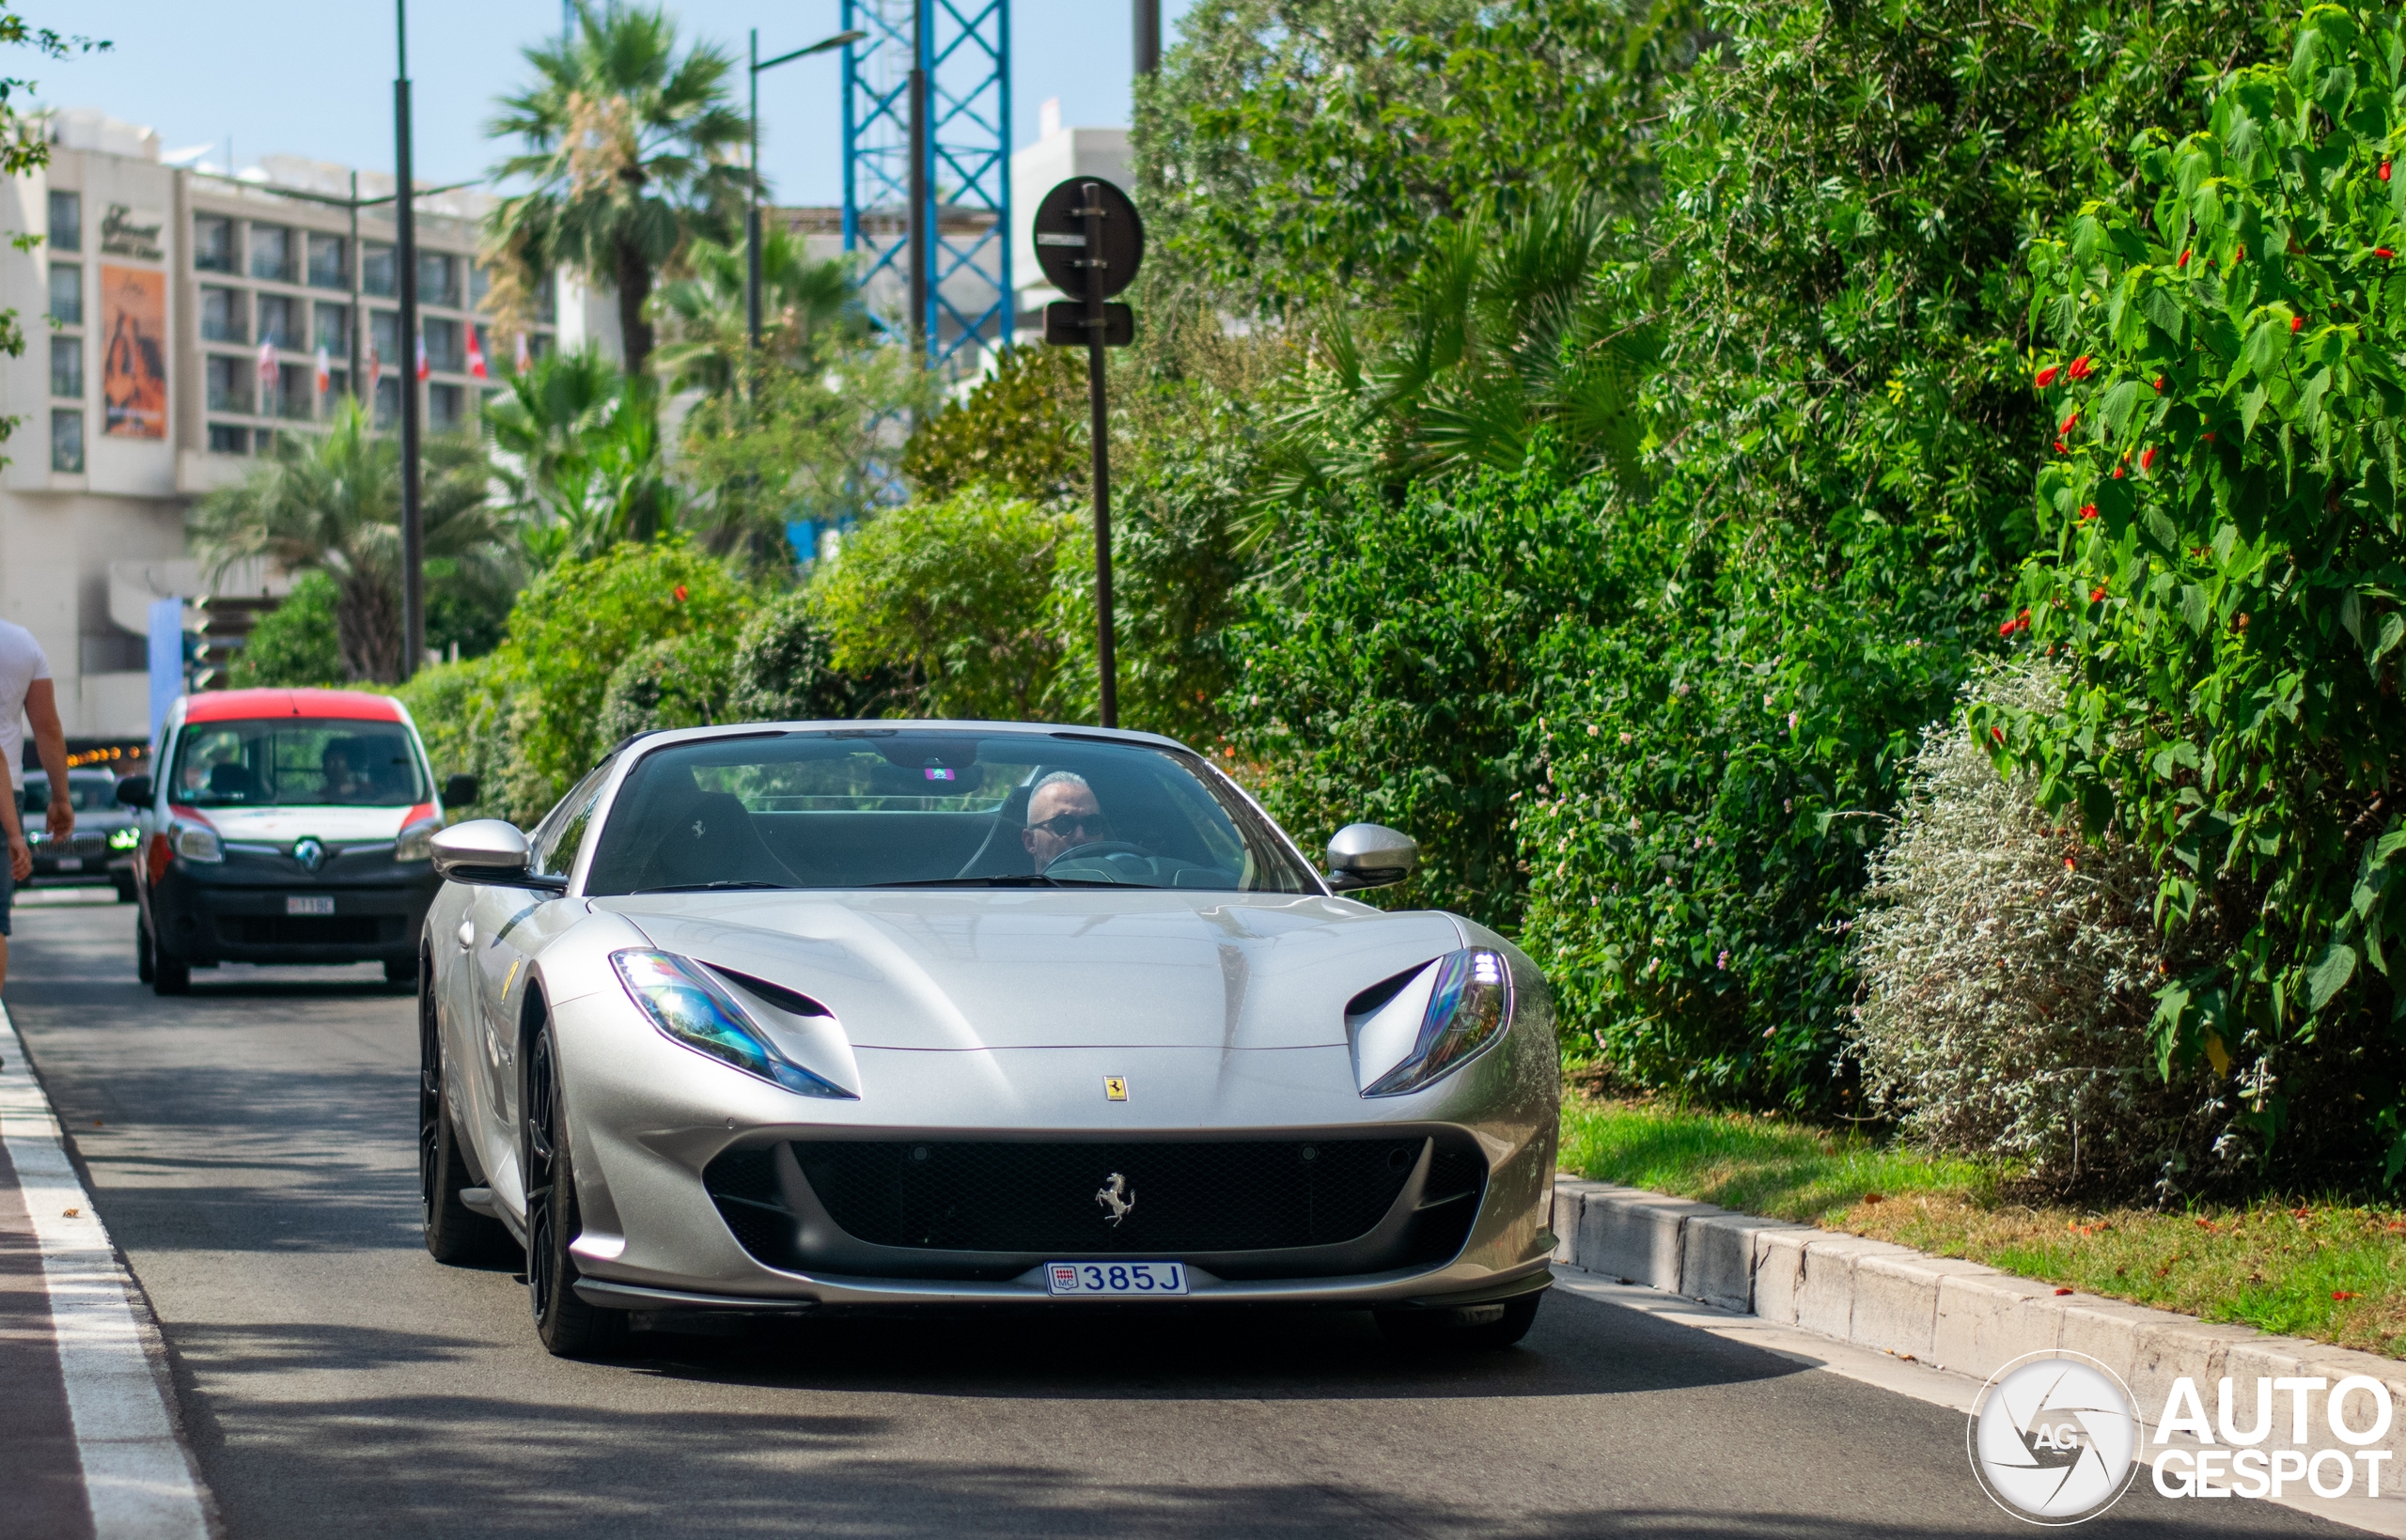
1362, 948, 1513, 1097
108, 825, 140, 851
172, 820, 223, 863
395, 817, 439, 863
611, 949, 852, 1098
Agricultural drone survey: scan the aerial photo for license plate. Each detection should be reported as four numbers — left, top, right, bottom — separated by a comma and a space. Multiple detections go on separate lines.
1046, 1261, 1188, 1297
51, 857, 82, 871
286, 895, 336, 915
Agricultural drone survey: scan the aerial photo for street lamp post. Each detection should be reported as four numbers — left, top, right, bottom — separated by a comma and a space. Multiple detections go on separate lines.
395, 0, 423, 680
747, 27, 864, 354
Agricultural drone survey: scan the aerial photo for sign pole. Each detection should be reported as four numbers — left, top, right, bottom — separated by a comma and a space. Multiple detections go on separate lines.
1080, 182, 1117, 729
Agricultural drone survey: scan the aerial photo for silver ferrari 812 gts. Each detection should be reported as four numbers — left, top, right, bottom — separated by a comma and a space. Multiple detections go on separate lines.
419, 722, 1560, 1357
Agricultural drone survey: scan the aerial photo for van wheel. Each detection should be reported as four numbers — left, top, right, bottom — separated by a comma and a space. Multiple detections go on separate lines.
136, 915, 155, 984
148, 919, 191, 997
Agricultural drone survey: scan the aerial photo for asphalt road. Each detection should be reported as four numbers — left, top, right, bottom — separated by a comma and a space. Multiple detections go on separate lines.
1, 895, 2367, 1540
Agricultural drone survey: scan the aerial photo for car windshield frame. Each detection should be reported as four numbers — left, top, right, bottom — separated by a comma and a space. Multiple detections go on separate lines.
579, 728, 1324, 897
165, 715, 431, 810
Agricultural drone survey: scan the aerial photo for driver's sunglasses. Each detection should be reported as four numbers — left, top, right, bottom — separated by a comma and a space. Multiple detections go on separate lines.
1028, 812, 1108, 839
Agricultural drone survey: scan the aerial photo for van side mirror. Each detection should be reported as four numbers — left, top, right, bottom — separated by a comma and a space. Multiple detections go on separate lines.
116, 774, 153, 809
441, 773, 480, 809
1326, 823, 1417, 893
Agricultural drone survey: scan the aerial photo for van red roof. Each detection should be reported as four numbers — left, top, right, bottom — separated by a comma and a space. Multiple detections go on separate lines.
182, 689, 405, 724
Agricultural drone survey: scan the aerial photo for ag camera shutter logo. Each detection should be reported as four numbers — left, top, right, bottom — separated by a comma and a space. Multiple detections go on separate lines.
1968, 1351, 2143, 1525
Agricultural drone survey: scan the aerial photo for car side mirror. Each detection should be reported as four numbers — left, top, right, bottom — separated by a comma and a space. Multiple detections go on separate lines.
1326, 822, 1417, 893
116, 774, 153, 809
430, 819, 565, 891
441, 773, 480, 809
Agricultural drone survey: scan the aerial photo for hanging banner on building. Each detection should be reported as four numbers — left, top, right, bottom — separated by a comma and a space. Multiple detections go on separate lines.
100, 264, 167, 439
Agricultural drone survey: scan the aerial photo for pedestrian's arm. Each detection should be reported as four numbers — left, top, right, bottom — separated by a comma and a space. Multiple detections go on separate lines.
24, 678, 70, 840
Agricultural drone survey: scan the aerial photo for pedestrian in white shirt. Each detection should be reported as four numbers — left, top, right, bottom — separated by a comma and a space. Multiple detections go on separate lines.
0, 619, 73, 992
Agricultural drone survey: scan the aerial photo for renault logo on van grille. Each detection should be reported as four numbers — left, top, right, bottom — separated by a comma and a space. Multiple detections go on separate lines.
292, 838, 326, 873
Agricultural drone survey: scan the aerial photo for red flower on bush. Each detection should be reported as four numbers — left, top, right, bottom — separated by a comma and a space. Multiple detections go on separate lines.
2079, 503, 2099, 521
2067, 354, 2094, 381
2383, 160, 2394, 181
2054, 439, 2068, 454
2178, 248, 2192, 267
2203, 430, 2215, 442
2111, 465, 2125, 479
2089, 584, 2108, 603
673, 583, 689, 602
2153, 377, 2165, 392
2291, 314, 2304, 333
2059, 409, 2079, 434
1997, 608, 2033, 639
2382, 248, 2399, 259
2139, 446, 2159, 473
1992, 726, 2007, 743
2035, 363, 2061, 387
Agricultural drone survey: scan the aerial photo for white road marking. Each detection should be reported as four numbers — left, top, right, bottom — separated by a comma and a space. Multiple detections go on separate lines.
1555, 1266, 2402, 1537
1, 1002, 212, 1540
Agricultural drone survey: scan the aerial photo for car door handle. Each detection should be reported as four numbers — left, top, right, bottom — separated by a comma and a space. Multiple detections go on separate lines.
457, 920, 476, 951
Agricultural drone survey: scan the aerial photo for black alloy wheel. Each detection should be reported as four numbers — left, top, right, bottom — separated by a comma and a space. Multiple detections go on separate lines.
524, 1018, 628, 1358
420, 949, 512, 1265
1374, 1290, 1545, 1351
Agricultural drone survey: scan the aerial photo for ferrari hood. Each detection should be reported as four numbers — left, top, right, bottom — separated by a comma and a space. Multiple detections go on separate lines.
595, 891, 1466, 1051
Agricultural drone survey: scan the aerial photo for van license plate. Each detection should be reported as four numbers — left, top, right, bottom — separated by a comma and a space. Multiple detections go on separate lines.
1045, 1261, 1187, 1296
52, 858, 82, 871
286, 895, 336, 915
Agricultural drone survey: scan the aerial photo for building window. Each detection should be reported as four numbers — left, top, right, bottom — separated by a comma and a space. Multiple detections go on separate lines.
429, 381, 463, 429
51, 410, 84, 473
313, 303, 351, 358
369, 308, 399, 365
200, 285, 244, 343
278, 364, 312, 420
206, 355, 253, 413
47, 263, 80, 325
326, 367, 350, 398
194, 215, 234, 272
417, 251, 458, 307
373, 376, 398, 429
362, 241, 396, 297
249, 224, 293, 283
468, 262, 492, 308
423, 316, 461, 373
306, 232, 347, 289
49, 334, 81, 398
256, 294, 297, 349
48, 190, 81, 253
208, 423, 249, 455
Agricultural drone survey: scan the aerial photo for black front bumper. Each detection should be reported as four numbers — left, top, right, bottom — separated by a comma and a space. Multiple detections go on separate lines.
146, 858, 436, 966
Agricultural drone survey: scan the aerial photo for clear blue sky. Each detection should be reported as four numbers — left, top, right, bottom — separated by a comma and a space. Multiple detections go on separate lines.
32, 0, 1192, 205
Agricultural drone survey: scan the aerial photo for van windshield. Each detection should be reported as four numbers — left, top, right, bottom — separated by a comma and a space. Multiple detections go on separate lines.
168, 718, 428, 808
583, 730, 1320, 895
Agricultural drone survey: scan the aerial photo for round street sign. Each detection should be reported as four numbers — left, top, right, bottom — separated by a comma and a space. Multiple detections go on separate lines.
1032, 176, 1144, 302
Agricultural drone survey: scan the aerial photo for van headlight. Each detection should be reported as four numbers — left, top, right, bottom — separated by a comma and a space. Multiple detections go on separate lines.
1362, 948, 1514, 1097
611, 949, 853, 1098
172, 820, 223, 863
396, 817, 440, 863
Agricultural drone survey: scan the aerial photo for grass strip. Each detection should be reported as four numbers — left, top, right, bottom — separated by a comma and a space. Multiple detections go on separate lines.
1559, 1097, 2406, 1360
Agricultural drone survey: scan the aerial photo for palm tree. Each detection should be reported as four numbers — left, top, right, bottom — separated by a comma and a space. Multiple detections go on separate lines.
484, 2, 748, 376
194, 400, 508, 682
1267, 184, 1664, 508
648, 226, 867, 396
484, 347, 678, 568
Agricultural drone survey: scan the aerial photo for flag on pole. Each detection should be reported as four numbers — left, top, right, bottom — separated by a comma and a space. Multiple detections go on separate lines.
466, 322, 488, 381
415, 334, 430, 382
513, 331, 530, 374
314, 346, 331, 396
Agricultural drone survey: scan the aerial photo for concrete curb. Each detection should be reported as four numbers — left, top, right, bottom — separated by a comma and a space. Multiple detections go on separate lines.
1553, 1175, 2406, 1474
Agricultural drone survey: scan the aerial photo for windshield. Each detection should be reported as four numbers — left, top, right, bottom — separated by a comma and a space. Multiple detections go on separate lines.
168, 718, 429, 809
21, 774, 122, 814
584, 730, 1320, 895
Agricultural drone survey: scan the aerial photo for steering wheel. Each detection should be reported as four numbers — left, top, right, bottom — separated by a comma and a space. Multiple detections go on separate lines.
1042, 839, 1149, 874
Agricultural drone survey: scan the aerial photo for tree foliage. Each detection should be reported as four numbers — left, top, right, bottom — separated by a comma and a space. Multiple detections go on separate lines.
1992, 5, 2406, 1174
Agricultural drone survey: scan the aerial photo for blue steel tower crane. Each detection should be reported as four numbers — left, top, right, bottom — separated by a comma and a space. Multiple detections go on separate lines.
841, 0, 1011, 370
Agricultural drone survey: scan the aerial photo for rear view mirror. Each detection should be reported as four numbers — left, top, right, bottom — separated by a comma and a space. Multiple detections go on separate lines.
430, 819, 564, 891
441, 773, 481, 809
1326, 823, 1418, 893
115, 774, 153, 809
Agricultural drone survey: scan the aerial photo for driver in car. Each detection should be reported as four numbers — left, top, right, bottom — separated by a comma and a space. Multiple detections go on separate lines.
1021, 771, 1110, 870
